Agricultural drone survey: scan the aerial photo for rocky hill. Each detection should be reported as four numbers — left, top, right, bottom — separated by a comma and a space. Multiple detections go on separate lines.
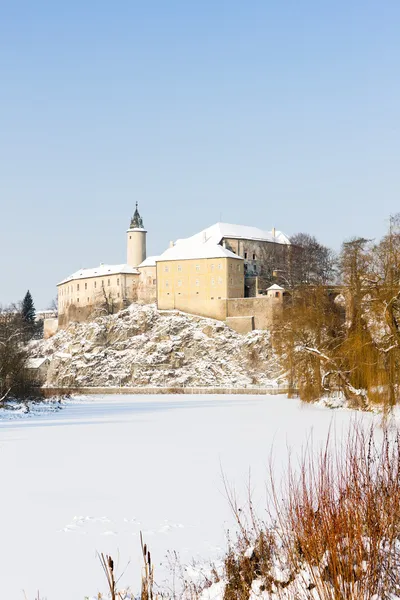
31, 304, 282, 388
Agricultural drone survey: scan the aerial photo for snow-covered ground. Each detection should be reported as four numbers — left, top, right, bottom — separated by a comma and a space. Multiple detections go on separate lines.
0, 394, 378, 600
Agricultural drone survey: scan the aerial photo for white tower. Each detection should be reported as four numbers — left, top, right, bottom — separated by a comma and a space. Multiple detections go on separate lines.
127, 202, 147, 267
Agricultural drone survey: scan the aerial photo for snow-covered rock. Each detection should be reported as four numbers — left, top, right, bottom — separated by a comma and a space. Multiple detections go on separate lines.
30, 304, 283, 388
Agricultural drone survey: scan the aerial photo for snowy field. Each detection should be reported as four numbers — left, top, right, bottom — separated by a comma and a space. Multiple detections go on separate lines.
0, 394, 378, 600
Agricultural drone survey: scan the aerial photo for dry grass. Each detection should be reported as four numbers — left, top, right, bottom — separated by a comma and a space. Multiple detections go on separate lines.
221, 421, 400, 600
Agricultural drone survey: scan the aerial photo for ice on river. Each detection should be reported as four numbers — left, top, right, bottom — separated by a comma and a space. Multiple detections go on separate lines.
0, 394, 375, 599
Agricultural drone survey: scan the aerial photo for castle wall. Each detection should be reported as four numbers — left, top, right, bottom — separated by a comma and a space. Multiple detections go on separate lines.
157, 256, 244, 320
44, 318, 58, 338
58, 272, 139, 327
226, 297, 283, 330
137, 265, 157, 304
222, 238, 291, 289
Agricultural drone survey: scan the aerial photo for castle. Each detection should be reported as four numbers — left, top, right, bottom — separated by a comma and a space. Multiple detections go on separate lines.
55, 205, 291, 334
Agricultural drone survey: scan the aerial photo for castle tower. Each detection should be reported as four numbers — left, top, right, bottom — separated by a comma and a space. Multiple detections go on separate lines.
127, 202, 147, 267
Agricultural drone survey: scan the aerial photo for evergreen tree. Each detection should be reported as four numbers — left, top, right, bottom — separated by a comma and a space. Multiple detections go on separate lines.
21, 290, 36, 326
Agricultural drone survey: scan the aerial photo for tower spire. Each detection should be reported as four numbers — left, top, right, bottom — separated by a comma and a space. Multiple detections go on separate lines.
130, 202, 144, 229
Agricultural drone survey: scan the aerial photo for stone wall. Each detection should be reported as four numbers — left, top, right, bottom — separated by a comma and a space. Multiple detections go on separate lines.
225, 315, 254, 334
44, 318, 58, 339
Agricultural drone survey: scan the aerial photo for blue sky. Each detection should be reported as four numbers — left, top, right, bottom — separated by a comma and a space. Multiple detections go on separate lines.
1, 1, 399, 308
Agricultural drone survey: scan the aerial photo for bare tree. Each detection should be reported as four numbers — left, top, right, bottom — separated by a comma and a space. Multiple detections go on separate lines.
48, 295, 58, 317
289, 233, 337, 286
0, 308, 32, 403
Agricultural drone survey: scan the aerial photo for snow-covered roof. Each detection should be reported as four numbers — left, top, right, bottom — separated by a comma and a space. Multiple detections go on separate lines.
157, 240, 242, 262
175, 222, 291, 247
267, 284, 285, 291
25, 357, 49, 369
57, 264, 139, 285
138, 256, 159, 268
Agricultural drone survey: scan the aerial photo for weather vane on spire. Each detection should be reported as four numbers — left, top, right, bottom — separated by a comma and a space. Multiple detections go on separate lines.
130, 202, 144, 229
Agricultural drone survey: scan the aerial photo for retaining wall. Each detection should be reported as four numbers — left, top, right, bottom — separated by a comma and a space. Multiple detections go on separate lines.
41, 386, 294, 397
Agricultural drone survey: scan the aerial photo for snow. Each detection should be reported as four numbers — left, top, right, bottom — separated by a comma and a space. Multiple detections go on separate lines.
157, 222, 291, 263
138, 256, 160, 268
58, 263, 139, 285
0, 393, 378, 600
267, 284, 285, 291
31, 303, 282, 388
157, 239, 243, 262
175, 223, 291, 247
25, 356, 49, 369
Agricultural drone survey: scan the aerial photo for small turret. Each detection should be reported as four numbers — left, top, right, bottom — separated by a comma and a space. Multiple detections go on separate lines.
127, 203, 147, 267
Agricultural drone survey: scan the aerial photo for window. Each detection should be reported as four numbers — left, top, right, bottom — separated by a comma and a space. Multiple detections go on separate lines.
177, 265, 182, 272
237, 264, 240, 272
218, 277, 223, 284
218, 263, 222, 270
253, 253, 256, 260
211, 264, 214, 270
102, 280, 104, 287
85, 282, 87, 290
87, 297, 89, 302
195, 279, 199, 286
94, 281, 97, 288
117, 278, 119, 286
77, 298, 79, 303
178, 280, 182, 287
211, 278, 215, 285
230, 278, 233, 285
117, 293, 120, 298
195, 265, 200, 271
153, 279, 156, 285
244, 252, 248, 259
164, 266, 169, 273
275, 292, 280, 298
166, 281, 169, 288
211, 296, 214, 300
108, 279, 111, 286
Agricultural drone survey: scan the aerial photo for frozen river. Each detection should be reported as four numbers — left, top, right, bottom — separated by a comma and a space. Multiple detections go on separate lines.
0, 394, 372, 599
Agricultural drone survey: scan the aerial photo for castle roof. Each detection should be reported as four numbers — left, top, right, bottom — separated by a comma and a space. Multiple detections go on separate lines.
57, 264, 139, 285
138, 256, 160, 268
175, 222, 291, 247
129, 202, 145, 229
157, 240, 242, 262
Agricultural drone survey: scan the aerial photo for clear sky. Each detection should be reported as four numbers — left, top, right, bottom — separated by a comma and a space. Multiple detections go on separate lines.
1, 1, 399, 308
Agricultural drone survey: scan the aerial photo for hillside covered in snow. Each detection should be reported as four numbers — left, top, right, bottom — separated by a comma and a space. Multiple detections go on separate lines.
31, 304, 282, 388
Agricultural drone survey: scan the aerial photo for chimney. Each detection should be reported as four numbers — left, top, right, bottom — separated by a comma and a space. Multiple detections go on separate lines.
203, 231, 207, 243
272, 227, 276, 239
169, 240, 174, 248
